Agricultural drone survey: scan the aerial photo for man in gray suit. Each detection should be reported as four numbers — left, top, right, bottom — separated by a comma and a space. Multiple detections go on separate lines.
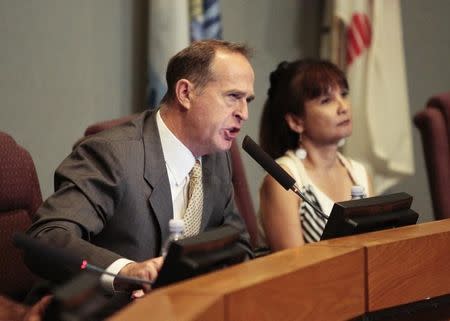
26, 40, 255, 295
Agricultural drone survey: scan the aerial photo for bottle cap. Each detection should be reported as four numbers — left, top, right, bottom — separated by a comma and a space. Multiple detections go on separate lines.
351, 185, 365, 198
169, 219, 185, 233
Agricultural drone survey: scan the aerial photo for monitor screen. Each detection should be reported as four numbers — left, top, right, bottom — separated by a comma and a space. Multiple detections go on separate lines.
321, 192, 419, 240
152, 225, 248, 288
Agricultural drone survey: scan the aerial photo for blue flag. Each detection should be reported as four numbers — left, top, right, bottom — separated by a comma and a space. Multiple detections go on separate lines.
190, 0, 222, 41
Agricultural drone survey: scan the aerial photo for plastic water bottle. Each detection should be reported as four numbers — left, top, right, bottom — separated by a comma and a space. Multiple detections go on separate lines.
351, 185, 366, 200
161, 219, 185, 257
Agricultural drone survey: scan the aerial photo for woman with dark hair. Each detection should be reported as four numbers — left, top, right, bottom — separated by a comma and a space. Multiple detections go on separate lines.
257, 59, 373, 251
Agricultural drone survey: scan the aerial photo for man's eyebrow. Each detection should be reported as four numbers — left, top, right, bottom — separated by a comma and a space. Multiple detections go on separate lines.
225, 89, 255, 103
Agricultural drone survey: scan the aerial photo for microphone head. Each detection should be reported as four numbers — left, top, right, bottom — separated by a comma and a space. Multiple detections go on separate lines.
242, 135, 295, 190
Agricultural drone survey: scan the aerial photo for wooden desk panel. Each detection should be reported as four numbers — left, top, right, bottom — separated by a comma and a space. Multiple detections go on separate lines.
226, 247, 365, 321
165, 245, 365, 321
107, 292, 224, 321
109, 245, 365, 321
109, 219, 450, 319
319, 219, 450, 311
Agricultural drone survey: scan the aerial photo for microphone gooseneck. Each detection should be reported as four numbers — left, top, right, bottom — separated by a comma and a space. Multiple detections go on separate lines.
242, 135, 329, 221
242, 135, 295, 190
290, 184, 329, 220
13, 233, 152, 287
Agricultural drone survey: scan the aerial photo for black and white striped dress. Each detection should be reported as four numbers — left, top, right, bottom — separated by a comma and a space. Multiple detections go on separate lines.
257, 150, 369, 245
298, 185, 327, 243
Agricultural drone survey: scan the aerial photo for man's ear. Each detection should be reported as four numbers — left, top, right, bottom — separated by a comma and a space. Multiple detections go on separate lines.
285, 113, 304, 134
175, 79, 194, 110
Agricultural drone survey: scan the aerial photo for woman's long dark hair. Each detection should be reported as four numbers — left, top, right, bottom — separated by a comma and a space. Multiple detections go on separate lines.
259, 59, 348, 159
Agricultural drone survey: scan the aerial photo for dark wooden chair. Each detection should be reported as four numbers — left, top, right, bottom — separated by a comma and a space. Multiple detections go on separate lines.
413, 91, 450, 220
0, 132, 42, 300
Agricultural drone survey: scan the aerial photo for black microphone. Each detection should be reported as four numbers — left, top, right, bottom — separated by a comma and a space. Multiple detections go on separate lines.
242, 135, 329, 220
13, 232, 152, 287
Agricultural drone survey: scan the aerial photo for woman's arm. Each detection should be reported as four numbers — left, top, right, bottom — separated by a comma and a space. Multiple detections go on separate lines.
366, 171, 374, 197
259, 165, 304, 251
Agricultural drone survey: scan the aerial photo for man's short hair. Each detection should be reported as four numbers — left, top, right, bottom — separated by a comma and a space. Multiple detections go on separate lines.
162, 40, 252, 103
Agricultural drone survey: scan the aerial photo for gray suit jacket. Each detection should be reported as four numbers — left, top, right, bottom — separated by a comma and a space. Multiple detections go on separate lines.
27, 110, 251, 282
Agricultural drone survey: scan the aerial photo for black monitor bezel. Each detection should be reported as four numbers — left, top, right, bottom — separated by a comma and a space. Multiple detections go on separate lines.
321, 192, 419, 240
153, 225, 247, 288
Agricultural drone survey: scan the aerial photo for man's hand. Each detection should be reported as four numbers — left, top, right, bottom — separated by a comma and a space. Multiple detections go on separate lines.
0, 295, 52, 321
114, 256, 164, 293
23, 296, 52, 321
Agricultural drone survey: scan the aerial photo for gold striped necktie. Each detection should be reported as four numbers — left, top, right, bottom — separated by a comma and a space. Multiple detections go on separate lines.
183, 160, 203, 237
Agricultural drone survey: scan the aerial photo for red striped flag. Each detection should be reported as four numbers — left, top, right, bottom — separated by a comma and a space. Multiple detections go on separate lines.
346, 13, 372, 65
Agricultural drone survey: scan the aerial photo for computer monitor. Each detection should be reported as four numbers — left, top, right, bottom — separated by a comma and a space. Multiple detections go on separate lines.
152, 225, 248, 288
321, 192, 419, 240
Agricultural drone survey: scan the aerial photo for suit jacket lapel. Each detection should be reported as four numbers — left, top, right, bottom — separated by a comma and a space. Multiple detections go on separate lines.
201, 155, 217, 229
142, 110, 173, 243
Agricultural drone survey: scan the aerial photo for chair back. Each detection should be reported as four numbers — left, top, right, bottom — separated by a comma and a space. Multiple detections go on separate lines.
0, 132, 42, 300
84, 114, 139, 137
82, 114, 258, 246
413, 92, 450, 220
230, 141, 258, 246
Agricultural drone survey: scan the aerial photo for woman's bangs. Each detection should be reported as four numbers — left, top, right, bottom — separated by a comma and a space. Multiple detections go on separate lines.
299, 64, 348, 100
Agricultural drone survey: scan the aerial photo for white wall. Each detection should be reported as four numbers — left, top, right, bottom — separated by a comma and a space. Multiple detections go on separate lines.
0, 0, 147, 198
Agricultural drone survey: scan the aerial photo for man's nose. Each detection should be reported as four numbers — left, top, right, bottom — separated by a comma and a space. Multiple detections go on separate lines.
235, 100, 249, 121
